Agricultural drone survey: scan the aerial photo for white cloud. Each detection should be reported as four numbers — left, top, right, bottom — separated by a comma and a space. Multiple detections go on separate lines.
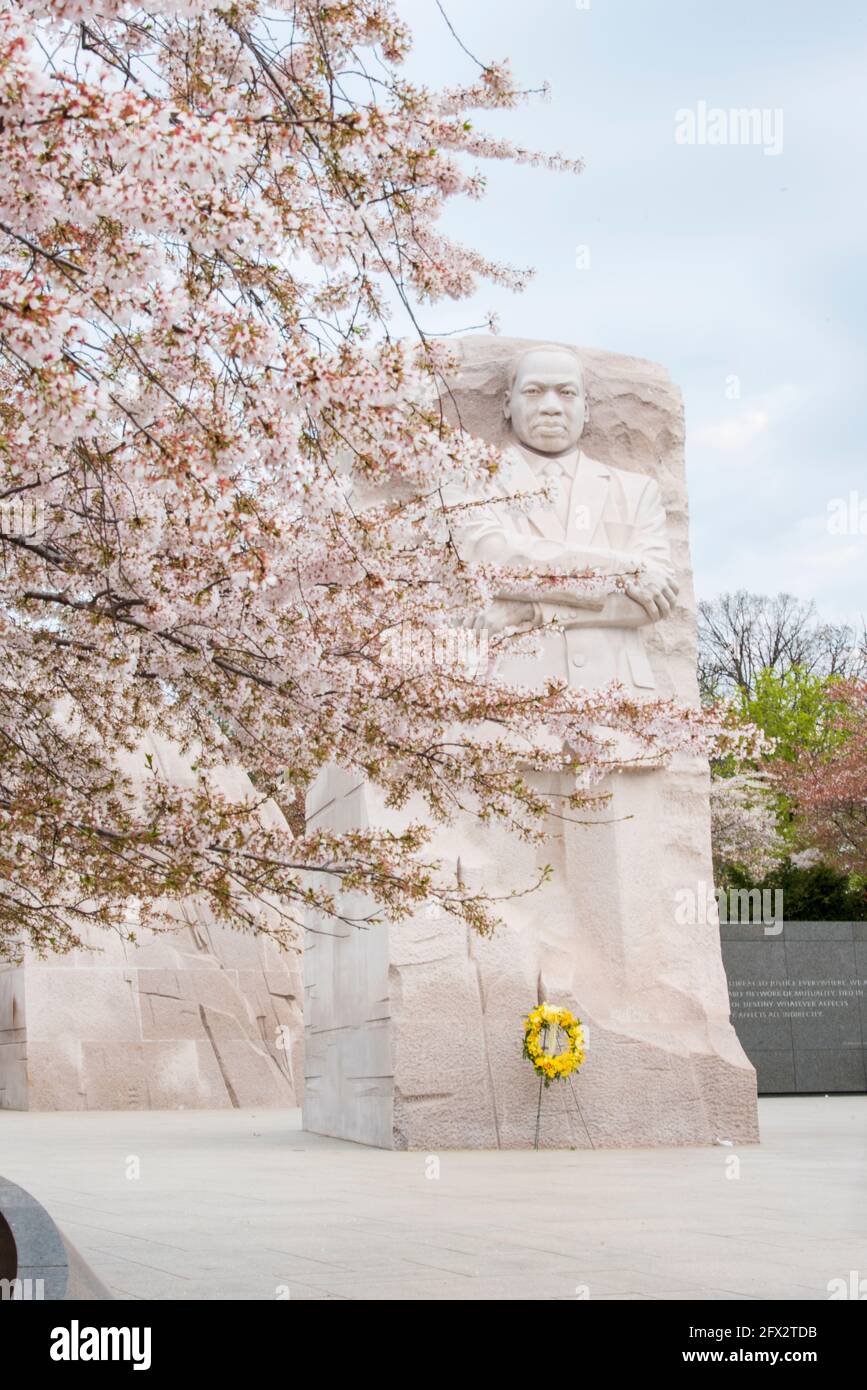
692, 409, 769, 452
794, 543, 864, 573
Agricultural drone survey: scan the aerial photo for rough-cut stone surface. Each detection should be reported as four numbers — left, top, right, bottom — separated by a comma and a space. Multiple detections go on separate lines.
0, 735, 303, 1112
304, 335, 759, 1150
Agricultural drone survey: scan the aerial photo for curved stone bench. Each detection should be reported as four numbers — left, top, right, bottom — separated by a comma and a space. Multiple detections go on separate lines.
0, 1176, 112, 1300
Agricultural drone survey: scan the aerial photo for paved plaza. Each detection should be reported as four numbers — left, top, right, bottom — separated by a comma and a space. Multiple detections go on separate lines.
1, 1097, 864, 1300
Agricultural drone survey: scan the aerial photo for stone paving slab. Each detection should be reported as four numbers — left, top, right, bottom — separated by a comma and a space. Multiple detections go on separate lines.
0, 1097, 864, 1300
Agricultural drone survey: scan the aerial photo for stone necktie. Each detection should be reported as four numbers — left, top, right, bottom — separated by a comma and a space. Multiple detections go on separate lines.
537, 455, 572, 532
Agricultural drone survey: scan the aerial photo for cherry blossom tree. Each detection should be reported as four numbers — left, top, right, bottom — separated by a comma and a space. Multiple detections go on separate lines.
709, 771, 785, 882
780, 681, 867, 877
0, 0, 753, 962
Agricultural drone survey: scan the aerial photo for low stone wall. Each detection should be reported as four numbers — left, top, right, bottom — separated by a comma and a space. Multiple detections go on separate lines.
720, 921, 867, 1093
0, 732, 304, 1112
0, 916, 303, 1111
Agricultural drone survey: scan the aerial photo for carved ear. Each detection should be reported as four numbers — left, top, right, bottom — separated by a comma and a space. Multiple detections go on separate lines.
503, 388, 512, 422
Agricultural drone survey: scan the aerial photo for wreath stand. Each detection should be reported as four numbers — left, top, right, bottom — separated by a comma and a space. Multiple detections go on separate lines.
524, 1006, 595, 1150
533, 1073, 596, 1150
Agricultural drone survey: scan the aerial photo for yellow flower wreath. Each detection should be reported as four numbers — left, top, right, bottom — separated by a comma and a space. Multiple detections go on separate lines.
522, 1002, 586, 1088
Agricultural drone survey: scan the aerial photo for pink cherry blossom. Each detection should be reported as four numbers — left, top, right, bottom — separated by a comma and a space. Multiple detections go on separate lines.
0, 1, 757, 962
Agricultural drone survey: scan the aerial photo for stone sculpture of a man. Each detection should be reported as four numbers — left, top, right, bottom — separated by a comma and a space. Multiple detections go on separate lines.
457, 342, 679, 695
303, 337, 759, 1152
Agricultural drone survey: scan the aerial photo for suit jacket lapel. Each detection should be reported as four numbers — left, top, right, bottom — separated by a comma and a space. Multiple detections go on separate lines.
499, 445, 564, 543
571, 451, 611, 544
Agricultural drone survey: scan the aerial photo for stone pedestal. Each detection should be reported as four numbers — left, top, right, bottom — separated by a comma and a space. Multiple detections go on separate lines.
304, 760, 757, 1150
303, 335, 759, 1150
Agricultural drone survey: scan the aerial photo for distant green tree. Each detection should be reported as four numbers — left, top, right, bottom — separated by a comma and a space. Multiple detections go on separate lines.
711, 666, 863, 896
737, 667, 846, 764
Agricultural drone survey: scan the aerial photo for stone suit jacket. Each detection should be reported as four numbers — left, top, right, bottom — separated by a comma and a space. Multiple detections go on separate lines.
453, 446, 675, 693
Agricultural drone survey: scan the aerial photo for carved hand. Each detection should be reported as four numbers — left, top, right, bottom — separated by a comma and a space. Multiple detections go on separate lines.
469, 598, 543, 634
624, 566, 679, 622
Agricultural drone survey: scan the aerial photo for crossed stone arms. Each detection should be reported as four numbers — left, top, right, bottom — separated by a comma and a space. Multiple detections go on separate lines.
454, 476, 679, 631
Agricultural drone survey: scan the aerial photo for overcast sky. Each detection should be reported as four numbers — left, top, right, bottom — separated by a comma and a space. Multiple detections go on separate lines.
396, 0, 866, 626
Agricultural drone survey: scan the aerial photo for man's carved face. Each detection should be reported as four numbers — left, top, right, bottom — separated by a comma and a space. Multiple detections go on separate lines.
504, 348, 588, 455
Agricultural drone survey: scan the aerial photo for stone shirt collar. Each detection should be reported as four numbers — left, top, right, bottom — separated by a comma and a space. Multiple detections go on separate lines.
517, 444, 581, 479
